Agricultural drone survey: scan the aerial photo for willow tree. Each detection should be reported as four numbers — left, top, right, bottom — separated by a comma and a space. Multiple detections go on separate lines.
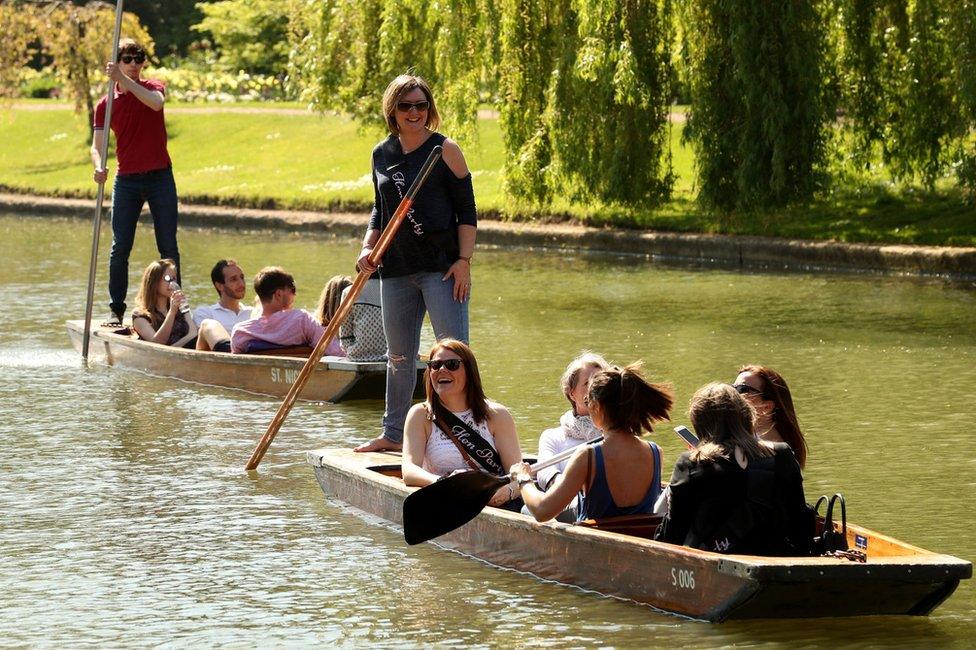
685, 0, 829, 209
948, 0, 976, 194
291, 0, 492, 139
0, 3, 37, 99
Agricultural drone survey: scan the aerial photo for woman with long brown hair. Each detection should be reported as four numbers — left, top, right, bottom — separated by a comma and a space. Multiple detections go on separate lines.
655, 383, 809, 556
733, 364, 807, 467
513, 361, 673, 522
131, 258, 230, 351
401, 339, 522, 509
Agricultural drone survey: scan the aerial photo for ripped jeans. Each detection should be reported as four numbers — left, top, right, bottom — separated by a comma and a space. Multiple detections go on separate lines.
380, 272, 469, 443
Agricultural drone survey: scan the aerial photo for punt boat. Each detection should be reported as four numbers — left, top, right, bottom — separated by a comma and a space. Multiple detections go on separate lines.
66, 320, 424, 403
307, 448, 972, 621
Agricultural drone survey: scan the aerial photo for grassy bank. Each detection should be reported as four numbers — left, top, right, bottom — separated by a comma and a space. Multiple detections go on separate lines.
1, 101, 973, 246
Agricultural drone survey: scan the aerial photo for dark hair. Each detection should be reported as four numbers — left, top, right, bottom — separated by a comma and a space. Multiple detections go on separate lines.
253, 267, 296, 302
689, 383, 770, 463
116, 38, 146, 61
210, 259, 239, 296
738, 364, 807, 468
587, 361, 673, 436
424, 339, 489, 425
381, 74, 441, 135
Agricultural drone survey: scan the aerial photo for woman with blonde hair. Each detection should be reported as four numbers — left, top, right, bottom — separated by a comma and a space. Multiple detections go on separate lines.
655, 383, 810, 556
131, 259, 231, 351
512, 362, 673, 523
355, 73, 478, 453
314, 275, 387, 361
401, 339, 523, 509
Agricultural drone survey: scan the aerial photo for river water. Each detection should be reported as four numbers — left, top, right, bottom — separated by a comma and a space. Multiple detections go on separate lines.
1, 213, 974, 646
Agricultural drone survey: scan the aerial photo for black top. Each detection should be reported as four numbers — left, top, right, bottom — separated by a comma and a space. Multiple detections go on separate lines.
368, 133, 477, 278
654, 442, 812, 556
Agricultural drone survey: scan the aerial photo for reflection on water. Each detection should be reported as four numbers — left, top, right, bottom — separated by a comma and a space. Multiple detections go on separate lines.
0, 214, 974, 644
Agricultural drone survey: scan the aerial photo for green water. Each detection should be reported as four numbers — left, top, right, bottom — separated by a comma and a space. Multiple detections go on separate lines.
1, 214, 974, 646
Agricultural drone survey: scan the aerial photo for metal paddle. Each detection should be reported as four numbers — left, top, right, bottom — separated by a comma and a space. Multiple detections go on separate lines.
402, 436, 603, 545
244, 145, 443, 471
82, 0, 125, 361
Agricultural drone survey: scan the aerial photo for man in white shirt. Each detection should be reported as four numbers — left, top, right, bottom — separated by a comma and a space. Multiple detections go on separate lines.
193, 259, 252, 333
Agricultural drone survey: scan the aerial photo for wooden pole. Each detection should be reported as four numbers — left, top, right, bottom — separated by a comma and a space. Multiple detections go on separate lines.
245, 145, 444, 471
82, 0, 125, 361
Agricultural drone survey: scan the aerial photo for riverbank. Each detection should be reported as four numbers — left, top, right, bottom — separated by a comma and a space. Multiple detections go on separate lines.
6, 192, 976, 279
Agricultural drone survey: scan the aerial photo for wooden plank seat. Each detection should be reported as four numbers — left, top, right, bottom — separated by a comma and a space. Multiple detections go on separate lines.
246, 346, 315, 357
578, 513, 662, 540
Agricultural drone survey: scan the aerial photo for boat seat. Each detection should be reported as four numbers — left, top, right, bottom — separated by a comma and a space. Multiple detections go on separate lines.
246, 346, 315, 357
578, 513, 662, 540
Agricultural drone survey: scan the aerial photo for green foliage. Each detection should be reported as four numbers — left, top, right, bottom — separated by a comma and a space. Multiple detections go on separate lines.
19, 68, 60, 98
685, 0, 829, 210
152, 67, 287, 102
125, 0, 204, 56
193, 0, 293, 75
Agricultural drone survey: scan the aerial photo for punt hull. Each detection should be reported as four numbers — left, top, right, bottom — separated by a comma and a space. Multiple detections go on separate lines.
67, 320, 423, 403
307, 448, 971, 622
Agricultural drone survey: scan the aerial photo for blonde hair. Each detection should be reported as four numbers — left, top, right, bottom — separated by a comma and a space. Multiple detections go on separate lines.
134, 258, 177, 329
689, 383, 771, 463
560, 351, 611, 415
381, 74, 441, 135
315, 275, 352, 325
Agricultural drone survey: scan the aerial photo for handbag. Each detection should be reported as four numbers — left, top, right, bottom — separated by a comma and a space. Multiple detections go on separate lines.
811, 493, 850, 554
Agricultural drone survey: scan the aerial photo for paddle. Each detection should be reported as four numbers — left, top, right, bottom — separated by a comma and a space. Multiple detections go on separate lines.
402, 436, 603, 545
82, 0, 126, 361
244, 145, 444, 471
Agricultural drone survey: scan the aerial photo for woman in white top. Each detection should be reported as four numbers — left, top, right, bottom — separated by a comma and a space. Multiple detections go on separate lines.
401, 339, 523, 508
535, 352, 611, 490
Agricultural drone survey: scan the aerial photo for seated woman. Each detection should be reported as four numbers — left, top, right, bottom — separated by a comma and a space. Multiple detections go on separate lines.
313, 275, 388, 361
733, 364, 808, 468
513, 362, 673, 523
131, 259, 229, 351
654, 383, 810, 556
401, 339, 523, 509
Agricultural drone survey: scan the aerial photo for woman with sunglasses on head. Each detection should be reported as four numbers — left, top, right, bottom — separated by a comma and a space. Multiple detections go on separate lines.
355, 74, 477, 454
654, 383, 810, 556
91, 38, 181, 327
131, 259, 230, 352
512, 362, 673, 523
401, 340, 523, 509
733, 365, 807, 468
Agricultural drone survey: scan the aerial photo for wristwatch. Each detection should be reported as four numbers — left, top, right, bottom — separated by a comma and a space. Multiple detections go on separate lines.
517, 476, 534, 488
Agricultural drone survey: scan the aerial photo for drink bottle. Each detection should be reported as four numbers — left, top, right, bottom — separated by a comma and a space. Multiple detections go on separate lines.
165, 274, 191, 315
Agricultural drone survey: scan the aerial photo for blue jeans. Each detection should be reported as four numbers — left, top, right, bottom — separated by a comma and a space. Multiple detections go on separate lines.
380, 272, 469, 443
109, 167, 180, 315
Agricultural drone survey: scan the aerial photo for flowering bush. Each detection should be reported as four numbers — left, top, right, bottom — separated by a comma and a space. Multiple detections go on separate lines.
151, 67, 291, 103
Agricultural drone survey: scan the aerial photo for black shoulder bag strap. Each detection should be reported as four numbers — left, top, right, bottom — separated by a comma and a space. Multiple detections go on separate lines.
434, 409, 505, 476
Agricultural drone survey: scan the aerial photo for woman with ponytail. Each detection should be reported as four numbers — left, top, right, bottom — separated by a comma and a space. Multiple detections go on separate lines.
512, 361, 673, 522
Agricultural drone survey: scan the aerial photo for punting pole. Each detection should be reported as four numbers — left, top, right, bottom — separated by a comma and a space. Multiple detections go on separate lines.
244, 145, 444, 471
82, 0, 125, 361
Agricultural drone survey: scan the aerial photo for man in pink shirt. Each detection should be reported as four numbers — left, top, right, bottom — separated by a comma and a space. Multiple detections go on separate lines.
231, 267, 343, 355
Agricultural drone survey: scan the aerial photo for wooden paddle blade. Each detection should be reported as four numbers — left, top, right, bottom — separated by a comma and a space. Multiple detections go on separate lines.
402, 471, 508, 545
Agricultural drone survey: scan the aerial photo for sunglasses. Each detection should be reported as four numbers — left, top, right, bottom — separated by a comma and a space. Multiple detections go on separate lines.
427, 358, 462, 371
396, 100, 429, 113
120, 54, 146, 64
734, 383, 762, 395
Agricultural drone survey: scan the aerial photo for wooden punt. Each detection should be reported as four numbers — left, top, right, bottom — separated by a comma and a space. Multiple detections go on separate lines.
66, 320, 424, 403
307, 448, 972, 621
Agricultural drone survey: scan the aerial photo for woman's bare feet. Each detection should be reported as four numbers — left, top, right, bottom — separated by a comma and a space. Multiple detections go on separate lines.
354, 436, 403, 453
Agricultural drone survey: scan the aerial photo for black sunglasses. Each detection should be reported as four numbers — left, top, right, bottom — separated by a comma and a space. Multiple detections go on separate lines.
120, 54, 146, 64
427, 358, 462, 371
734, 383, 762, 395
396, 100, 429, 112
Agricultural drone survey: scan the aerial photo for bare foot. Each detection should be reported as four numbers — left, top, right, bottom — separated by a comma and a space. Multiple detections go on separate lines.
354, 436, 402, 453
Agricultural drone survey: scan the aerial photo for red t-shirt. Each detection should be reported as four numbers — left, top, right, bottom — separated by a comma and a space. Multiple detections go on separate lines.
93, 78, 172, 175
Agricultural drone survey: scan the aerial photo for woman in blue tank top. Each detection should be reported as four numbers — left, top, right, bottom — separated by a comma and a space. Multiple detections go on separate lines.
512, 362, 673, 522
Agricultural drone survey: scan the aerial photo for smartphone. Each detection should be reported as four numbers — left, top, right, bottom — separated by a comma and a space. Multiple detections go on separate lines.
673, 425, 700, 449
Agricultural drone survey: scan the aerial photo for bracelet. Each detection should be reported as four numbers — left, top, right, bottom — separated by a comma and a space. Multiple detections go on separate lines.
507, 483, 517, 500
458, 255, 471, 263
